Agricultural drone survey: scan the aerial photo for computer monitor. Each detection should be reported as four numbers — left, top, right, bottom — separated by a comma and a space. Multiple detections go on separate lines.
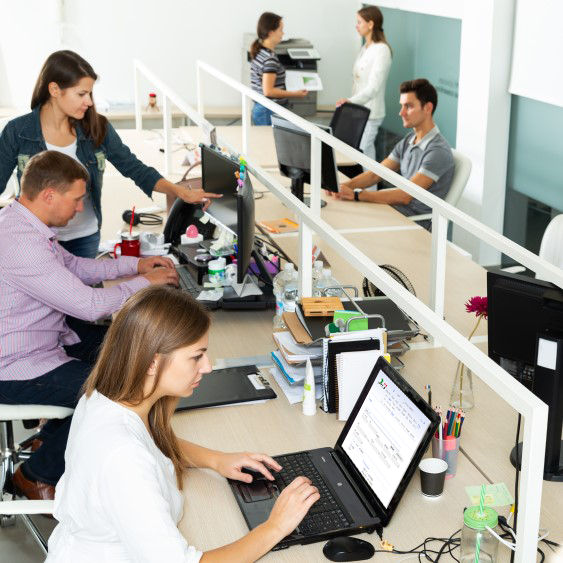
201, 143, 240, 232
271, 115, 339, 207
487, 269, 563, 481
200, 144, 271, 286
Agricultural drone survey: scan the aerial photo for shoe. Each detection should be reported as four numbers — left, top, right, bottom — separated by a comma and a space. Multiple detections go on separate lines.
13, 466, 55, 501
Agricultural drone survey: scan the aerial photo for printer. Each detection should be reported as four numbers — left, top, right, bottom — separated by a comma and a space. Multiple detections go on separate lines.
242, 34, 320, 117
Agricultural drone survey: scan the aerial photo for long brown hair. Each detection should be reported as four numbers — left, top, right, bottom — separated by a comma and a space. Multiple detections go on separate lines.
357, 6, 392, 55
84, 286, 211, 489
250, 12, 282, 59
31, 50, 108, 147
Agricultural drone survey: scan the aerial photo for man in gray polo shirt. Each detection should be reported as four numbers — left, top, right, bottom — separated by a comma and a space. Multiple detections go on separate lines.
328, 79, 454, 228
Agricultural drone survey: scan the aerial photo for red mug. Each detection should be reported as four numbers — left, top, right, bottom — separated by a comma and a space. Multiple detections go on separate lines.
113, 232, 140, 258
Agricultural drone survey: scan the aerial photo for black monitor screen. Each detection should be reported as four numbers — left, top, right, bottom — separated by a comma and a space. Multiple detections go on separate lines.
487, 270, 563, 382
271, 116, 339, 193
236, 172, 255, 284
201, 144, 239, 232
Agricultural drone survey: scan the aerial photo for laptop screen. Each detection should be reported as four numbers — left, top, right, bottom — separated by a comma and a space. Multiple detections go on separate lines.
337, 358, 437, 516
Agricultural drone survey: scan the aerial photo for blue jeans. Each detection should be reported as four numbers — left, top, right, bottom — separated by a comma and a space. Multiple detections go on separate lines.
58, 231, 101, 259
252, 102, 274, 126
0, 318, 108, 485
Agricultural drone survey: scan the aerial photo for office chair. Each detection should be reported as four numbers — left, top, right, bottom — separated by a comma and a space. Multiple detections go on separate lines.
505, 214, 563, 277
329, 103, 371, 179
0, 403, 74, 555
409, 148, 472, 225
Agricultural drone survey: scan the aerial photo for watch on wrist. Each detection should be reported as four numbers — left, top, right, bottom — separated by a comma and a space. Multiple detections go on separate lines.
354, 189, 361, 202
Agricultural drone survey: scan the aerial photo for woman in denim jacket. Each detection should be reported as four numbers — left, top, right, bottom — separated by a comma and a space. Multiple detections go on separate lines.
0, 51, 219, 258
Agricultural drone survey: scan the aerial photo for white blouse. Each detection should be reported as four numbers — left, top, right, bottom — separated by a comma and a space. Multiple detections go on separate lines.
46, 391, 202, 563
348, 42, 392, 120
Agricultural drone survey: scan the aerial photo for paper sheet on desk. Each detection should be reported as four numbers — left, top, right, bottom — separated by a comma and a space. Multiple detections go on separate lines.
273, 331, 323, 361
270, 366, 323, 404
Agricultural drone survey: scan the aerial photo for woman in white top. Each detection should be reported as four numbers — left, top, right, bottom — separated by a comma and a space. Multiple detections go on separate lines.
46, 286, 319, 562
337, 6, 392, 164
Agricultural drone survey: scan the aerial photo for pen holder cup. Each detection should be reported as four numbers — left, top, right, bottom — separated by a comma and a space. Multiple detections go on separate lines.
432, 436, 460, 480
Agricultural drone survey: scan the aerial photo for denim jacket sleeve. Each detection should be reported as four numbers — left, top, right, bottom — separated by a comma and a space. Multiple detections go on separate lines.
0, 121, 19, 192
102, 123, 163, 197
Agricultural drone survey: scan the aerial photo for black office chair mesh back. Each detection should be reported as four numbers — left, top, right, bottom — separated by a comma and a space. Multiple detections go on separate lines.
329, 102, 371, 150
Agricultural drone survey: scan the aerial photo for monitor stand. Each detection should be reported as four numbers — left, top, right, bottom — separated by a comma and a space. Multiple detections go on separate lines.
291, 178, 327, 209
510, 443, 563, 482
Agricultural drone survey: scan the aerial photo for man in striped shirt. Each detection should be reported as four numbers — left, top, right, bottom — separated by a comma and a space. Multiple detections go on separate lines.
0, 151, 178, 500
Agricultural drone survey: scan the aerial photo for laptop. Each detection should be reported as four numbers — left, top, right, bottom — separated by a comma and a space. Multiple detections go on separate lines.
228, 356, 439, 549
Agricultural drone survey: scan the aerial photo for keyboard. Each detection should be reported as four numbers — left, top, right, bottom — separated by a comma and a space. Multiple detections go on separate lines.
274, 452, 352, 536
176, 266, 200, 298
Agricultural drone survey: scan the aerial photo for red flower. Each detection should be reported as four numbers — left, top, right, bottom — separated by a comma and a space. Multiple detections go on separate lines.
465, 296, 488, 319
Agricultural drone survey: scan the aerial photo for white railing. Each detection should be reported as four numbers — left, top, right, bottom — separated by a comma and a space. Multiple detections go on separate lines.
134, 59, 557, 562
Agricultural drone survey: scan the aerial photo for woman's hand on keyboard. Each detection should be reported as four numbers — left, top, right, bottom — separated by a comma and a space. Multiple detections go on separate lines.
267, 476, 320, 537
213, 452, 281, 482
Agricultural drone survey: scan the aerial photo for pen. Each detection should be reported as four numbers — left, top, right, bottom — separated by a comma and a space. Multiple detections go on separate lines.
424, 384, 432, 407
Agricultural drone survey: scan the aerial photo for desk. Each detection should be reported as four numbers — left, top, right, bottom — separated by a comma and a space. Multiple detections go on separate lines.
99, 129, 561, 561
173, 375, 488, 562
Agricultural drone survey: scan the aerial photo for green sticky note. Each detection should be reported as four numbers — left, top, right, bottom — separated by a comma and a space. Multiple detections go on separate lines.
465, 483, 514, 507
333, 310, 368, 332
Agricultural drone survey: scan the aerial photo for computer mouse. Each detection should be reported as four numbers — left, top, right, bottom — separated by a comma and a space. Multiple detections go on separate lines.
323, 536, 375, 562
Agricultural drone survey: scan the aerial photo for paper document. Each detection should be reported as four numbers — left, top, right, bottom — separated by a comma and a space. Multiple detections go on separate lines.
272, 331, 323, 362
286, 71, 323, 92
270, 366, 323, 405
272, 350, 322, 385
336, 350, 384, 421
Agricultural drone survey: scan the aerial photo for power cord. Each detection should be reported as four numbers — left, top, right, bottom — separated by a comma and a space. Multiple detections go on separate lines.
510, 413, 522, 563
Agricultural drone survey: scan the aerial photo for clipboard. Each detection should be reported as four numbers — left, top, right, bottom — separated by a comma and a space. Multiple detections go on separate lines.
175, 365, 276, 411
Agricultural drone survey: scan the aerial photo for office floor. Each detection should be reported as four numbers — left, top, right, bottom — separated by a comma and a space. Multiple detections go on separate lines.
0, 423, 57, 561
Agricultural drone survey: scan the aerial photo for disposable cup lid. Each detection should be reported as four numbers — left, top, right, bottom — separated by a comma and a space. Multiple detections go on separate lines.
464, 506, 498, 529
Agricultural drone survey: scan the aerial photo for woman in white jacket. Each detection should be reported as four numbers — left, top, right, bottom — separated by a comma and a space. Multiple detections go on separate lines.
337, 6, 392, 164
46, 286, 319, 562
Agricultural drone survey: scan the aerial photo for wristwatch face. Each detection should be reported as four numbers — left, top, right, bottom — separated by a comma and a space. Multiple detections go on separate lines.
354, 189, 360, 201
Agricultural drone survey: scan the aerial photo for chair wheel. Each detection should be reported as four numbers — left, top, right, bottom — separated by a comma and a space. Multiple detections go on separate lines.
0, 513, 16, 527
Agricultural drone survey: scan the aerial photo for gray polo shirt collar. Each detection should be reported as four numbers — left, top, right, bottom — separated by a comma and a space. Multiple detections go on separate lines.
407, 125, 440, 151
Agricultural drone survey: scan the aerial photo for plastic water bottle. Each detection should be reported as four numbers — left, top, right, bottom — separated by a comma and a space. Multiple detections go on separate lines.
273, 263, 295, 329
282, 272, 299, 314
312, 260, 324, 281
314, 269, 342, 297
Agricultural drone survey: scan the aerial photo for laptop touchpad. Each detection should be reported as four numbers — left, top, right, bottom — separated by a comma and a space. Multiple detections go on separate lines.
238, 480, 274, 502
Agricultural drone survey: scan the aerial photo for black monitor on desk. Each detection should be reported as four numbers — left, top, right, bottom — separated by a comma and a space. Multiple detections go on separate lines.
271, 115, 339, 207
487, 270, 563, 481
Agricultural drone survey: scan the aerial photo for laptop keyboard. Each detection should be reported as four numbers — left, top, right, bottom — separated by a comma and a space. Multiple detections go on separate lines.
274, 452, 352, 535
176, 266, 200, 298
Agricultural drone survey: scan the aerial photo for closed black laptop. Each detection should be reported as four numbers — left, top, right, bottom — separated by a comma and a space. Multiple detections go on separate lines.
228, 356, 439, 549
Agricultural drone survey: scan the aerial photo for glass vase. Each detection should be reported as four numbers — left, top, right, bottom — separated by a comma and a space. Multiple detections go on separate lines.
450, 361, 475, 410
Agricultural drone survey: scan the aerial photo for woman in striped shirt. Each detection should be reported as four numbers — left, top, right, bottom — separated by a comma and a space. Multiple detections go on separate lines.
249, 12, 308, 125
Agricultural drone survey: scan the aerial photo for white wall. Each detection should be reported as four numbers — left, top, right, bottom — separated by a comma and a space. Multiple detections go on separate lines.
0, 0, 63, 110
0, 0, 358, 109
